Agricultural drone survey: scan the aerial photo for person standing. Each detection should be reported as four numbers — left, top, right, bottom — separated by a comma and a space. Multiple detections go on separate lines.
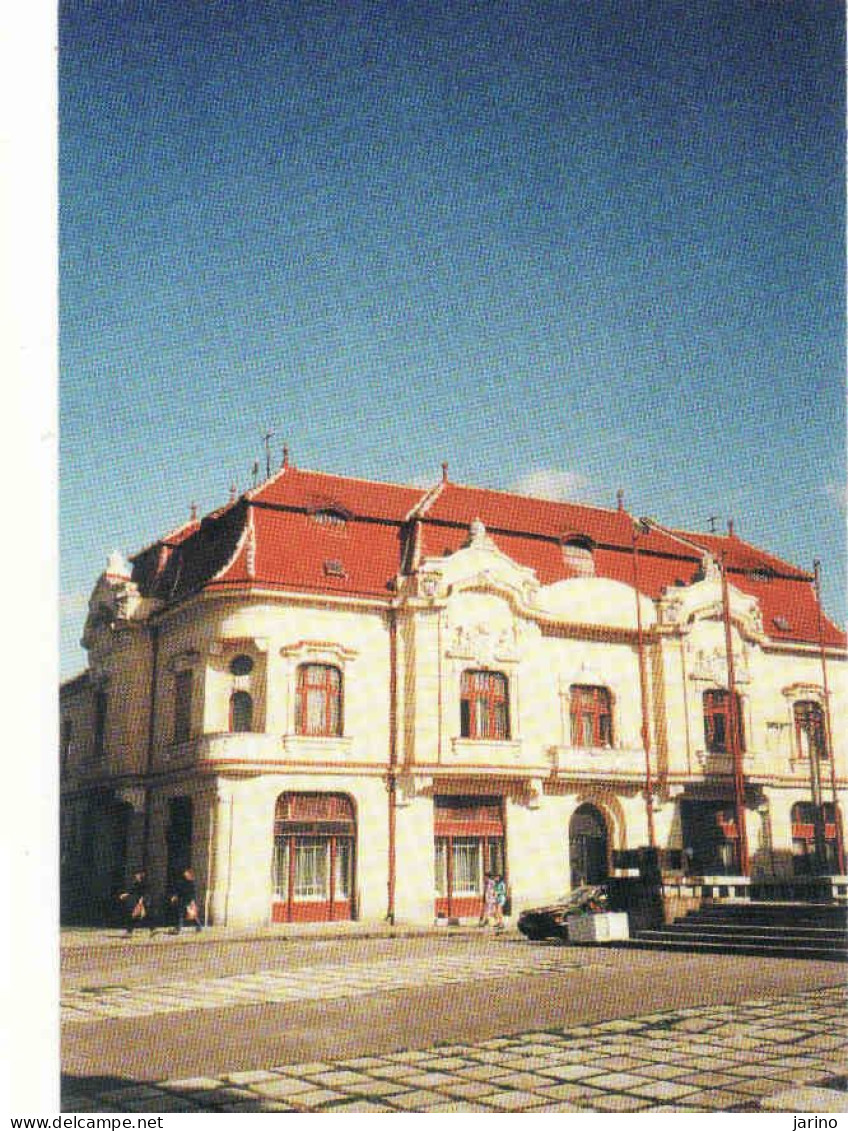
493, 874, 507, 933
480, 872, 496, 927
170, 867, 202, 934
118, 870, 155, 937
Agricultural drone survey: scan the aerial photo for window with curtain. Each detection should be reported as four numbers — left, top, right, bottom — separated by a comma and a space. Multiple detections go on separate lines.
459, 670, 510, 739
703, 689, 745, 754
570, 685, 613, 747
295, 664, 343, 736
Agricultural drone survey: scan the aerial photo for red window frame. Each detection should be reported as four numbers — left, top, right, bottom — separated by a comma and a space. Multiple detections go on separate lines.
793, 701, 828, 761
703, 689, 745, 754
460, 670, 510, 740
570, 685, 613, 747
296, 664, 343, 737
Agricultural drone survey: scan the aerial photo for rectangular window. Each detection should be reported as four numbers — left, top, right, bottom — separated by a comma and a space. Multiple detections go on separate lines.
794, 701, 827, 761
434, 837, 448, 897
570, 685, 612, 748
460, 671, 510, 740
296, 665, 343, 736
293, 838, 328, 900
174, 670, 193, 744
273, 838, 290, 900
334, 839, 352, 900
93, 691, 108, 759
703, 690, 744, 754
451, 837, 481, 896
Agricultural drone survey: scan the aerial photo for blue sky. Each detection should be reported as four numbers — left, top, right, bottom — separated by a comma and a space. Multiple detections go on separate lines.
59, 0, 846, 677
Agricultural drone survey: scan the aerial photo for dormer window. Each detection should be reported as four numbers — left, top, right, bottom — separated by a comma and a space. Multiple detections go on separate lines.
773, 615, 792, 632
562, 536, 595, 577
311, 509, 348, 529
323, 559, 346, 578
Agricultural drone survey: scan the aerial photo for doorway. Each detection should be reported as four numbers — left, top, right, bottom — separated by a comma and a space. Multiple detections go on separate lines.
569, 803, 609, 887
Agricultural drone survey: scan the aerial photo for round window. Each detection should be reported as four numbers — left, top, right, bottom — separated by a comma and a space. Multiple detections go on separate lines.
229, 654, 254, 677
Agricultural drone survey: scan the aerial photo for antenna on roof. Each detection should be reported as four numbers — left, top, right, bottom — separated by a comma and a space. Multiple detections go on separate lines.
190, 501, 198, 522
251, 459, 259, 488
229, 483, 237, 504
707, 515, 718, 533
727, 518, 735, 538
263, 429, 275, 479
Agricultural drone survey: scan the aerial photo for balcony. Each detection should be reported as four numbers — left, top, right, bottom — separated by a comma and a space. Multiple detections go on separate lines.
158, 731, 366, 770
694, 749, 756, 778
548, 745, 648, 782
444, 738, 537, 776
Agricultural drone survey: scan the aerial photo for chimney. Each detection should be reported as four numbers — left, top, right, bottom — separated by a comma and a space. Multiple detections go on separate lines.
616, 489, 624, 512
441, 461, 449, 483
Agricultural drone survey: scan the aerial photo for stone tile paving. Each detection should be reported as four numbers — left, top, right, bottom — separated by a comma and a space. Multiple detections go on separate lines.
62, 985, 848, 1113
61, 947, 590, 1025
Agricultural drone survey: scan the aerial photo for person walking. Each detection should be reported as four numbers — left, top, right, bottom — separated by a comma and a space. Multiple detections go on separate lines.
493, 874, 507, 932
479, 872, 496, 927
170, 867, 202, 934
118, 870, 155, 937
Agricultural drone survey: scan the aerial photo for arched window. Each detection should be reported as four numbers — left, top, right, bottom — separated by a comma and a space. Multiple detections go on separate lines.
703, 689, 745, 754
296, 664, 343, 736
794, 701, 827, 761
570, 685, 612, 747
230, 690, 253, 733
460, 671, 510, 740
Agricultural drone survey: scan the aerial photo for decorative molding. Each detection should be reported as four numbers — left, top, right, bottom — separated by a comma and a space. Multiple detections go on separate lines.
278, 640, 358, 665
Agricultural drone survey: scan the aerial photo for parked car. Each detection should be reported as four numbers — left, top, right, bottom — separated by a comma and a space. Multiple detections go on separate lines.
517, 885, 608, 941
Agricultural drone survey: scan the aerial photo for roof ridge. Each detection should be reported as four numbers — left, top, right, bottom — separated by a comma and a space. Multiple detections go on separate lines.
255, 464, 427, 494
436, 478, 624, 516
129, 515, 200, 560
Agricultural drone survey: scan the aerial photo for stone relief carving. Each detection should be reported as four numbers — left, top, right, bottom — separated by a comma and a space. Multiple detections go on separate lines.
448, 621, 520, 664
686, 643, 750, 685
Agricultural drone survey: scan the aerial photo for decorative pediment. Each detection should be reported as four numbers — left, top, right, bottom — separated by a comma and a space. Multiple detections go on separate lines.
413, 520, 541, 614
659, 577, 764, 640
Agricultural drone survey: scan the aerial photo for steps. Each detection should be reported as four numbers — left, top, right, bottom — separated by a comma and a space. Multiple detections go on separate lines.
627, 901, 848, 961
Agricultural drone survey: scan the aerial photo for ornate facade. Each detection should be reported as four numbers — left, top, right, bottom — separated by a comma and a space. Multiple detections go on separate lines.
60, 463, 846, 926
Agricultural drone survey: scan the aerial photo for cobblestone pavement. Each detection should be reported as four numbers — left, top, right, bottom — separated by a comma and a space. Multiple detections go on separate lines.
63, 985, 848, 1113
62, 946, 589, 1025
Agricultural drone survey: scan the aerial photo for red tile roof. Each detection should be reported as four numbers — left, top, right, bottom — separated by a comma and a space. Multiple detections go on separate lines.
128, 467, 844, 647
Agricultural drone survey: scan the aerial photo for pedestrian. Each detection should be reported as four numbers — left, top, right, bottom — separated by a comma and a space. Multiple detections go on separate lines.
493, 873, 507, 932
118, 870, 155, 937
170, 867, 202, 934
480, 872, 496, 927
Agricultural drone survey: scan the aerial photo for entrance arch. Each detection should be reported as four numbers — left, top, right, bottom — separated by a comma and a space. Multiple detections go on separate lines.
272, 793, 356, 922
569, 803, 609, 888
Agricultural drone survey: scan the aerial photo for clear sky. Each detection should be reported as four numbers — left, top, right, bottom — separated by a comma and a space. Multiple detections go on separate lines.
59, 0, 846, 678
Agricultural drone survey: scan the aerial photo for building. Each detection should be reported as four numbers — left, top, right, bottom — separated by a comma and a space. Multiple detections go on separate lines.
60, 460, 846, 926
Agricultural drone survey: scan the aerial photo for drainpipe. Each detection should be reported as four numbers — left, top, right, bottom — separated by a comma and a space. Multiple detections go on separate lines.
631, 521, 656, 849
814, 560, 845, 875
141, 622, 160, 875
719, 551, 749, 876
386, 605, 398, 924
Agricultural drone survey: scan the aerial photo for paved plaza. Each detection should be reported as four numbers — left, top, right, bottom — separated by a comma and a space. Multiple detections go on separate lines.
62, 936, 848, 1114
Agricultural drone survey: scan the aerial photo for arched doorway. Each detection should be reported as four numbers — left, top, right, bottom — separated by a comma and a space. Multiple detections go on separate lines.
569, 803, 609, 887
272, 793, 356, 922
